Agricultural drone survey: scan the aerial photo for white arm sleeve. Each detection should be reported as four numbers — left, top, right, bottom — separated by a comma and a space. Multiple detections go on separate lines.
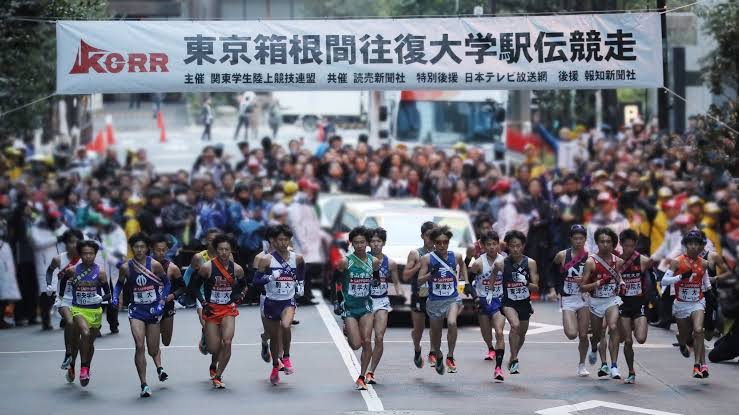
701, 271, 712, 291
660, 269, 680, 286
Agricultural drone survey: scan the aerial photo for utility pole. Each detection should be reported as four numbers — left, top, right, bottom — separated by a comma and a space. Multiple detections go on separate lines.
489, 0, 497, 15
658, 0, 669, 131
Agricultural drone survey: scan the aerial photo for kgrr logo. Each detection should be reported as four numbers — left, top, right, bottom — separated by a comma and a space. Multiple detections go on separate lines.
69, 40, 169, 74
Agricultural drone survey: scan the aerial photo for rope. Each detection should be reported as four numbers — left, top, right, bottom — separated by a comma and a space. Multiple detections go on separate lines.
0, 93, 56, 118
663, 86, 739, 137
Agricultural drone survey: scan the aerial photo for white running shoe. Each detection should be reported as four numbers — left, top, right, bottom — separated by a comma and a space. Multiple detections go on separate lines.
610, 366, 621, 380
577, 363, 590, 377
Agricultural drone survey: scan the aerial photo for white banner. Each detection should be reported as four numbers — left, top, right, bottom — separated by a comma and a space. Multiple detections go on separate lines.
56, 13, 662, 94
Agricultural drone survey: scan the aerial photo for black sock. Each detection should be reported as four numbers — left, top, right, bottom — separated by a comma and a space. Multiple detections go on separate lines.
81, 362, 90, 369
283, 353, 289, 358
414, 349, 421, 359
488, 346, 494, 351
495, 349, 504, 368
157, 367, 164, 373
601, 361, 607, 368
141, 383, 148, 389
209, 363, 216, 370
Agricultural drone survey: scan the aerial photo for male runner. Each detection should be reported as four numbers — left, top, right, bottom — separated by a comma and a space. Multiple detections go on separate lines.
62, 240, 110, 387
552, 224, 591, 377
150, 234, 187, 346
493, 230, 539, 374
660, 230, 711, 379
254, 224, 304, 385
418, 226, 467, 375
366, 227, 404, 384
402, 221, 436, 369
580, 227, 626, 380
336, 226, 380, 390
467, 231, 507, 381
46, 229, 84, 382
617, 229, 651, 384
192, 234, 248, 388
113, 233, 170, 397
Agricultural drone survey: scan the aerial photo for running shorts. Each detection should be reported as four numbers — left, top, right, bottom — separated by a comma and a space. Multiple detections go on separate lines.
426, 297, 462, 320
371, 296, 392, 313
561, 294, 589, 312
503, 299, 534, 321
71, 306, 103, 330
342, 298, 372, 320
619, 296, 647, 319
478, 296, 502, 316
589, 296, 623, 318
202, 303, 239, 324
410, 293, 427, 313
263, 298, 296, 321
128, 305, 162, 325
672, 298, 705, 320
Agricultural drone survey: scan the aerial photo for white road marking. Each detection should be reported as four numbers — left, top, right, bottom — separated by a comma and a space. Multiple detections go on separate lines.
313, 289, 385, 412
536, 400, 683, 415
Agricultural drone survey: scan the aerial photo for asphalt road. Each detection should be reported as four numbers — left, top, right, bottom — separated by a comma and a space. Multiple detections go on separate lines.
1, 292, 736, 415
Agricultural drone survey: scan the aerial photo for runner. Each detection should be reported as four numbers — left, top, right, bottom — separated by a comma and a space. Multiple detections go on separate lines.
113, 233, 170, 397
62, 240, 110, 387
192, 234, 248, 389
335, 226, 380, 390
552, 224, 591, 377
254, 224, 304, 385
580, 227, 626, 380
660, 230, 711, 379
467, 230, 507, 381
418, 226, 467, 375
150, 234, 187, 347
254, 226, 275, 364
493, 230, 539, 375
617, 229, 651, 384
45, 229, 84, 382
402, 221, 436, 369
366, 227, 404, 384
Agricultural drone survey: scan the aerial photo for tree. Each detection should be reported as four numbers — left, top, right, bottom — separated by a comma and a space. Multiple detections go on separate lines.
693, 2, 738, 175
0, 0, 107, 145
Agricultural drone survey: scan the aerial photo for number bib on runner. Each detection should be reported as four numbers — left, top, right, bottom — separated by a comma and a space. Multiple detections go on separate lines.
432, 278, 455, 297
133, 287, 157, 304
348, 277, 370, 297
75, 287, 100, 306
272, 275, 295, 296
371, 281, 388, 297
506, 281, 530, 301
624, 280, 643, 296
595, 281, 617, 298
491, 279, 503, 299
678, 285, 701, 302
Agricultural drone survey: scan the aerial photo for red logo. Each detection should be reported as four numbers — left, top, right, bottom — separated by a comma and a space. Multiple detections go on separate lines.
69, 40, 169, 74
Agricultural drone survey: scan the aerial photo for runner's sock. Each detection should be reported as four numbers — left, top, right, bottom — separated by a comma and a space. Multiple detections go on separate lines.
611, 363, 617, 368
488, 346, 494, 352
495, 349, 504, 369
414, 349, 422, 361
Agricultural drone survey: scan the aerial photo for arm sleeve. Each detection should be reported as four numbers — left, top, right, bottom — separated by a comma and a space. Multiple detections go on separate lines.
252, 269, 272, 286
701, 271, 712, 291
159, 271, 171, 301
190, 273, 206, 304
112, 279, 124, 305
660, 269, 680, 286
46, 263, 56, 286
296, 261, 306, 282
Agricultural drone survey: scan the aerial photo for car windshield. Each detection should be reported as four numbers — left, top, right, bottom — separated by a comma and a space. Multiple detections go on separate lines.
365, 215, 473, 247
396, 100, 503, 144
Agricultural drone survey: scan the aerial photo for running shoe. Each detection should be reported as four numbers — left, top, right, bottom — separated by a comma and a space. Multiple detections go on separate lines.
270, 367, 280, 386
413, 349, 424, 368
692, 365, 703, 379
260, 339, 271, 363
157, 367, 168, 382
434, 351, 445, 375
66, 366, 75, 383
79, 367, 90, 387
610, 366, 621, 380
577, 363, 590, 377
624, 373, 636, 384
588, 349, 598, 365
446, 357, 457, 373
428, 352, 437, 367
509, 360, 520, 374
701, 364, 709, 378
281, 357, 294, 375
365, 372, 376, 385
212, 376, 226, 389
60, 354, 72, 370
597, 363, 610, 378
198, 333, 209, 355
485, 349, 496, 361
140, 384, 152, 398
209, 365, 217, 379
494, 367, 505, 382
679, 343, 690, 358
355, 376, 368, 390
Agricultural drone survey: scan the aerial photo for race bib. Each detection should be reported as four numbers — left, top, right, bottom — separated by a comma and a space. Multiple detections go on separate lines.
371, 281, 388, 296
491, 280, 503, 299
678, 286, 701, 302
624, 282, 642, 297
432, 281, 455, 297
133, 288, 157, 304
210, 288, 231, 304
348, 280, 370, 297
475, 276, 491, 298
595, 281, 617, 298
273, 279, 295, 296
75, 288, 101, 306
507, 283, 530, 301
